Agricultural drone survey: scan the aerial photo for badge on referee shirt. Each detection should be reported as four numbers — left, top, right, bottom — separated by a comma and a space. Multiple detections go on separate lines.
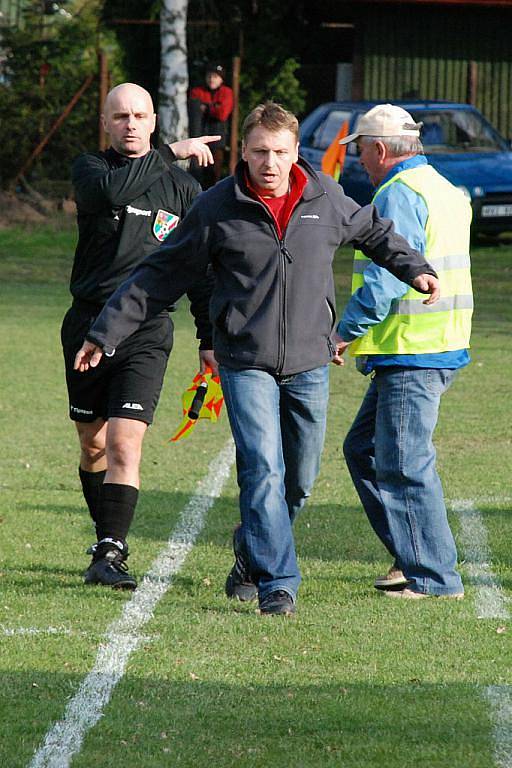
153, 209, 180, 242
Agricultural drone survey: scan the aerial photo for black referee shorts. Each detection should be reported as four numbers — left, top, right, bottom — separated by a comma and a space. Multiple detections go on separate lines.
61, 304, 173, 424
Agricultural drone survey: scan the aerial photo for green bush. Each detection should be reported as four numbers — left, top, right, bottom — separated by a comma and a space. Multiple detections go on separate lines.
239, 57, 306, 119
0, 0, 123, 188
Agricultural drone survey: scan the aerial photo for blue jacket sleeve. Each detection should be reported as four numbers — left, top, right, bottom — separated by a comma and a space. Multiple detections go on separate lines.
337, 182, 428, 341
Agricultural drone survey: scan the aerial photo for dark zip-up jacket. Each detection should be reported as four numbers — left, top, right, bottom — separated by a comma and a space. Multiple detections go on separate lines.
70, 145, 212, 346
87, 157, 438, 376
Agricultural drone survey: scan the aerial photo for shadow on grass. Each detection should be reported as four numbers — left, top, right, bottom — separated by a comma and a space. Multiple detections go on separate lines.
0, 672, 495, 768
21, 493, 512, 573
205, 501, 395, 567
23, 489, 239, 545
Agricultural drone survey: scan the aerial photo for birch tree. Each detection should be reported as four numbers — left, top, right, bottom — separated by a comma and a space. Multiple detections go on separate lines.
159, 0, 188, 144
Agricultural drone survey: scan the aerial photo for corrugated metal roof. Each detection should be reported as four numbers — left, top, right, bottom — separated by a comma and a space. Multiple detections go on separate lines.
0, 0, 24, 27
352, 0, 512, 6
360, 4, 512, 137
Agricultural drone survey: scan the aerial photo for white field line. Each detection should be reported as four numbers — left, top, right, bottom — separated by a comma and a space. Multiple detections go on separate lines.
486, 687, 512, 768
29, 439, 235, 768
453, 499, 511, 768
453, 499, 510, 620
1, 627, 157, 644
1, 626, 72, 637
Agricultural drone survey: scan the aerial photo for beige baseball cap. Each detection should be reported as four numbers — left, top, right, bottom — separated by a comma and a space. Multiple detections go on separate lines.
339, 104, 423, 144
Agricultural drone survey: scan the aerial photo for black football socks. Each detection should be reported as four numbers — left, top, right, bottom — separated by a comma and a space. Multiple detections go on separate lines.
78, 467, 106, 530
96, 482, 139, 546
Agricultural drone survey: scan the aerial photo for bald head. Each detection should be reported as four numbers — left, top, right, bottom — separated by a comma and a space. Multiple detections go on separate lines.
103, 83, 153, 116
102, 83, 156, 158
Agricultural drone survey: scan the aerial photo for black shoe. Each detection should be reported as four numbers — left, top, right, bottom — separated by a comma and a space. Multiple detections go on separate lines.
259, 590, 296, 616
225, 525, 257, 602
84, 540, 137, 590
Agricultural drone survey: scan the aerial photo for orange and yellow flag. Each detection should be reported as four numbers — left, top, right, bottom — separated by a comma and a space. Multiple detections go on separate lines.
169, 368, 224, 442
321, 120, 349, 182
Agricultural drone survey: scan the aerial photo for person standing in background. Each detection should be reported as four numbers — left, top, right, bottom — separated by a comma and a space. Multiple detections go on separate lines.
189, 63, 234, 188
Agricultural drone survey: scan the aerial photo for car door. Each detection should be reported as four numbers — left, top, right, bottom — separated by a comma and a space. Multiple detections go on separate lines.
338, 113, 375, 205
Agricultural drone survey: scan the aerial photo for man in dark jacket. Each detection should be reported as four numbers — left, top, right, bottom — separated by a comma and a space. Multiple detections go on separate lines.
74, 102, 439, 614
62, 82, 217, 590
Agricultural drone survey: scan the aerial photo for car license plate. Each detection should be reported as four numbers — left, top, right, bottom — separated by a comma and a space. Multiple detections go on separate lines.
481, 204, 512, 218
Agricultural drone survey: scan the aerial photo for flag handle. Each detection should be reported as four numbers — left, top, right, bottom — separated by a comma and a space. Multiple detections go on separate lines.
188, 381, 208, 420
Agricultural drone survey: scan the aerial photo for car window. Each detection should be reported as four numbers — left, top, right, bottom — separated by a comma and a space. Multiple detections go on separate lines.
311, 110, 352, 150
409, 109, 506, 153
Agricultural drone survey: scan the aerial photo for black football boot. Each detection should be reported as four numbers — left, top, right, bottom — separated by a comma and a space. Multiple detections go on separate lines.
84, 538, 137, 590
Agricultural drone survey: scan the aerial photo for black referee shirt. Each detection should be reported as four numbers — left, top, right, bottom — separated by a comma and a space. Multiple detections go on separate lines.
69, 146, 213, 346
70, 146, 200, 306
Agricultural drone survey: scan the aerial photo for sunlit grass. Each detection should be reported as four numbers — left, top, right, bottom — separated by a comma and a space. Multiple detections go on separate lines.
0, 225, 510, 768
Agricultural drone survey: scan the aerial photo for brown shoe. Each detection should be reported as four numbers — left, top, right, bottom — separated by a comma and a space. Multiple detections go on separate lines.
384, 588, 464, 600
374, 564, 409, 591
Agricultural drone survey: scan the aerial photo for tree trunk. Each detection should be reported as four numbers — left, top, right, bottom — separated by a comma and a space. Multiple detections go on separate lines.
159, 0, 188, 144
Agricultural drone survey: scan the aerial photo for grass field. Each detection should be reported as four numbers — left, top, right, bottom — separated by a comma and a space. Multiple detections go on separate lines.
0, 219, 511, 768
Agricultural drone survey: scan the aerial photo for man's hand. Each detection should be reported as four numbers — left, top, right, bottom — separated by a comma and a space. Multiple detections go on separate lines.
412, 274, 441, 305
331, 333, 351, 367
74, 341, 103, 372
199, 349, 218, 377
169, 136, 222, 167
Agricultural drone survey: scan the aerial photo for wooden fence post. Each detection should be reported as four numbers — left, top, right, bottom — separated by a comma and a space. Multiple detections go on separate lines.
98, 49, 109, 150
467, 60, 478, 106
14, 74, 95, 185
229, 55, 241, 175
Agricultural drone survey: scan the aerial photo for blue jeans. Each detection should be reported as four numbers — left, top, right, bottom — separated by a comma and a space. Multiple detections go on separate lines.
343, 367, 463, 595
219, 365, 329, 601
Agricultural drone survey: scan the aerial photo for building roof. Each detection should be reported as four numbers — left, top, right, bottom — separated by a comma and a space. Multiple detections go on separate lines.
354, 0, 512, 5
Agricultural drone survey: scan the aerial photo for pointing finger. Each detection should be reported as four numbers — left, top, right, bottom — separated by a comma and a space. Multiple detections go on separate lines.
196, 135, 222, 144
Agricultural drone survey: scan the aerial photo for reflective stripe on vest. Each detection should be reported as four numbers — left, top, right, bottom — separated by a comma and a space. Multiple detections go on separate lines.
390, 294, 473, 315
350, 165, 473, 356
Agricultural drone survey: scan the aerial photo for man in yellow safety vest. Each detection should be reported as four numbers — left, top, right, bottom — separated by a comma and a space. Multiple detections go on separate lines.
333, 104, 473, 599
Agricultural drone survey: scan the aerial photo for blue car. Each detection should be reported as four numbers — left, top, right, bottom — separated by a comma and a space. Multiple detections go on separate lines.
299, 100, 512, 235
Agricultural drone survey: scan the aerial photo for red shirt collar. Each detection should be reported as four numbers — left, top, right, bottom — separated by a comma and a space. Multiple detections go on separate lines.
244, 162, 308, 201
244, 163, 308, 238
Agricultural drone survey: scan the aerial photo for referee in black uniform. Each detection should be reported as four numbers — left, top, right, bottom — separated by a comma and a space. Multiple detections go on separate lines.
61, 82, 218, 589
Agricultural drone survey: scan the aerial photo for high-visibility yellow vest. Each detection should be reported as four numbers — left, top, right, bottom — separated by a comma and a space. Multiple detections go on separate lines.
350, 164, 473, 356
